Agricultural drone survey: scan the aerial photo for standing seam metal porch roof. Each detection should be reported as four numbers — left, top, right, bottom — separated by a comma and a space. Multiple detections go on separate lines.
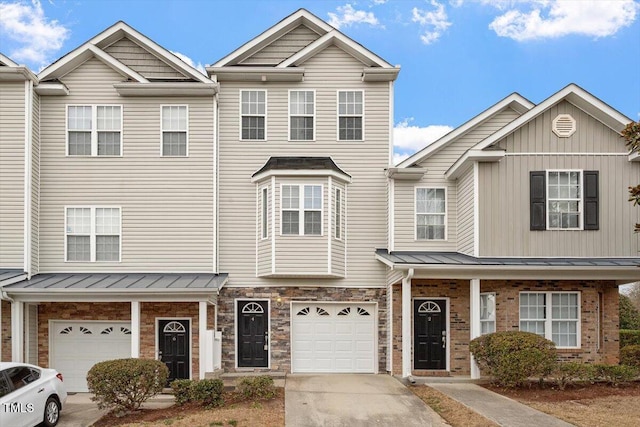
0, 269, 26, 284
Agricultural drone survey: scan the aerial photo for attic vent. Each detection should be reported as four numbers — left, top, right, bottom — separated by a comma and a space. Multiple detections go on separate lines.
552, 114, 576, 138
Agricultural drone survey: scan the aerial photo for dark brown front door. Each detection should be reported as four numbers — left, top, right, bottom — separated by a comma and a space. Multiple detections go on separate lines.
158, 319, 190, 383
237, 300, 268, 367
414, 299, 447, 370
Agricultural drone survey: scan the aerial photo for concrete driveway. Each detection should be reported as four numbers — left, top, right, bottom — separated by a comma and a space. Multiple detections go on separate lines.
285, 374, 447, 427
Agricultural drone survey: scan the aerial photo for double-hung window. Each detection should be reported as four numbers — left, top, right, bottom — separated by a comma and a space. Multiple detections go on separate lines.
281, 184, 322, 235
335, 188, 342, 240
547, 170, 581, 229
480, 293, 496, 335
289, 90, 314, 141
67, 105, 122, 156
416, 188, 446, 240
161, 105, 188, 156
66, 207, 121, 262
519, 292, 580, 348
241, 90, 266, 140
338, 91, 363, 140
261, 187, 268, 239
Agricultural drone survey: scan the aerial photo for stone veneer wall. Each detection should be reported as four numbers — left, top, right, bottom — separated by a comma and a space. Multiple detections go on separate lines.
217, 287, 387, 373
1, 300, 11, 361
391, 279, 620, 377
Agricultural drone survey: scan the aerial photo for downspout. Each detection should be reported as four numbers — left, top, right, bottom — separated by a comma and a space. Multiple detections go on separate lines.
24, 80, 33, 278
402, 268, 414, 379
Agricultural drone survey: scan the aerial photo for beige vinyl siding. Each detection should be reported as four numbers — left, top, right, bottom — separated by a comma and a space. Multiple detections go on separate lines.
479, 105, 640, 257
240, 25, 320, 65
331, 182, 346, 277
257, 183, 271, 276
39, 58, 214, 272
456, 166, 474, 255
104, 37, 186, 79
217, 45, 388, 287
31, 92, 40, 273
393, 108, 521, 251
0, 81, 25, 267
387, 268, 403, 287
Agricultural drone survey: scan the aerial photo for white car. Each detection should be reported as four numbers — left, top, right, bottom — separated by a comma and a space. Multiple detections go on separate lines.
0, 362, 67, 427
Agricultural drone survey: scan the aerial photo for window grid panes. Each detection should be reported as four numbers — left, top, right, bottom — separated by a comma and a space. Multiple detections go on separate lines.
281, 184, 322, 236
480, 293, 496, 335
335, 188, 342, 239
304, 185, 322, 235
66, 207, 120, 262
548, 171, 581, 229
290, 91, 314, 140
161, 106, 187, 156
241, 90, 266, 140
261, 188, 268, 239
416, 188, 446, 240
282, 185, 299, 235
68, 105, 121, 156
520, 292, 579, 347
338, 91, 363, 140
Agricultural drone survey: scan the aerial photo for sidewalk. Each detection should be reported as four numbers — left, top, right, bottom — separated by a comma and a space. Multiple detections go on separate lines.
426, 382, 574, 427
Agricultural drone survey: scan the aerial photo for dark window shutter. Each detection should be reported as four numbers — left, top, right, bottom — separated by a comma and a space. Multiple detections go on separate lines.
583, 171, 599, 230
530, 171, 546, 230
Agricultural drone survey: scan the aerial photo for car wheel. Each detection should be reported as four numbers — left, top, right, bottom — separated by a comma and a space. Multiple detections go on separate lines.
43, 397, 60, 427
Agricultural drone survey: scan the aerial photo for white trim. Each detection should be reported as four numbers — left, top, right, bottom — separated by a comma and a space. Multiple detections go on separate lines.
131, 301, 140, 357
261, 186, 269, 240
11, 301, 24, 361
336, 89, 364, 141
389, 81, 394, 166
401, 269, 413, 377
506, 152, 628, 157
288, 89, 316, 142
445, 149, 505, 180
546, 169, 584, 231
24, 80, 32, 276
413, 297, 450, 372
234, 299, 271, 370
280, 183, 324, 236
0, 53, 19, 67
155, 317, 193, 380
334, 186, 343, 241
344, 184, 348, 277
414, 186, 448, 241
251, 168, 351, 184
64, 206, 122, 263
479, 292, 496, 335
389, 178, 394, 251
470, 280, 481, 379
473, 162, 480, 257
518, 291, 581, 349
255, 185, 259, 278
327, 177, 332, 275
214, 94, 219, 274
160, 105, 189, 157
199, 301, 207, 379
65, 104, 124, 157
87, 45, 149, 83
271, 177, 276, 274
239, 89, 267, 141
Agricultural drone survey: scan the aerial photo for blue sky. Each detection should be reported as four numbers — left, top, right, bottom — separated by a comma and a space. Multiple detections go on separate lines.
1, 0, 639, 163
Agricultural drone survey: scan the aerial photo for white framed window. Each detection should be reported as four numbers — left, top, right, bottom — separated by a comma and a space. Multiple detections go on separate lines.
161, 105, 188, 156
519, 292, 580, 348
415, 187, 446, 240
281, 184, 322, 236
65, 207, 121, 262
547, 170, 582, 230
67, 105, 122, 156
289, 90, 315, 141
261, 187, 268, 239
337, 90, 363, 141
480, 293, 496, 335
335, 188, 342, 240
241, 90, 266, 140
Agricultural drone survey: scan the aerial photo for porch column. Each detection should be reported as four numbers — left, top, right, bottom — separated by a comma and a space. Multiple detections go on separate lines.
131, 301, 140, 358
199, 301, 207, 380
470, 278, 481, 379
11, 301, 24, 362
402, 269, 414, 378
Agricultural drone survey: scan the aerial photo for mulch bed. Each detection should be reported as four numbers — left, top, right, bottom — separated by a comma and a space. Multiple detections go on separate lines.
484, 381, 640, 403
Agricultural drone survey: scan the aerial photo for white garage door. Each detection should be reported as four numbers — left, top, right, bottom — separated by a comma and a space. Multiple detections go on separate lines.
50, 321, 131, 392
291, 302, 376, 373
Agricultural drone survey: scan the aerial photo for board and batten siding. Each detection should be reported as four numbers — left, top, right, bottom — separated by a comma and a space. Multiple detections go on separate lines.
104, 38, 186, 80
0, 81, 25, 267
38, 58, 214, 272
31, 92, 40, 273
239, 25, 320, 65
456, 166, 474, 255
480, 101, 640, 257
217, 45, 389, 287
392, 107, 521, 251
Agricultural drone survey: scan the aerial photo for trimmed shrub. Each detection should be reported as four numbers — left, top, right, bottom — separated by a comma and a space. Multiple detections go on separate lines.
553, 362, 596, 390
87, 358, 168, 413
191, 379, 224, 408
593, 364, 638, 386
170, 379, 193, 405
470, 331, 557, 388
620, 329, 640, 347
621, 345, 640, 367
236, 376, 276, 400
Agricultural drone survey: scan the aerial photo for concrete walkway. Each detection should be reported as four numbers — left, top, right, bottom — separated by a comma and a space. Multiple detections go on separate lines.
427, 382, 575, 427
286, 374, 447, 427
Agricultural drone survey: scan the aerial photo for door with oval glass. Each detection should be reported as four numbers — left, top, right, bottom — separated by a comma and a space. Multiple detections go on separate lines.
414, 299, 447, 370
237, 300, 269, 367
158, 319, 190, 383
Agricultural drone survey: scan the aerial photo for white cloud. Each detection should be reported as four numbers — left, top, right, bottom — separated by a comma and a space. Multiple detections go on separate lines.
412, 1, 452, 44
328, 4, 383, 29
0, 0, 69, 67
488, 0, 639, 41
372, 0, 388, 4
393, 153, 410, 165
394, 118, 453, 154
170, 50, 206, 75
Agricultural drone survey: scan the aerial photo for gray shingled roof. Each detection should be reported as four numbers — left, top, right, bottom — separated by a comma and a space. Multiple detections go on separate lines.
4, 273, 227, 292
0, 269, 25, 284
376, 249, 640, 268
252, 156, 350, 177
